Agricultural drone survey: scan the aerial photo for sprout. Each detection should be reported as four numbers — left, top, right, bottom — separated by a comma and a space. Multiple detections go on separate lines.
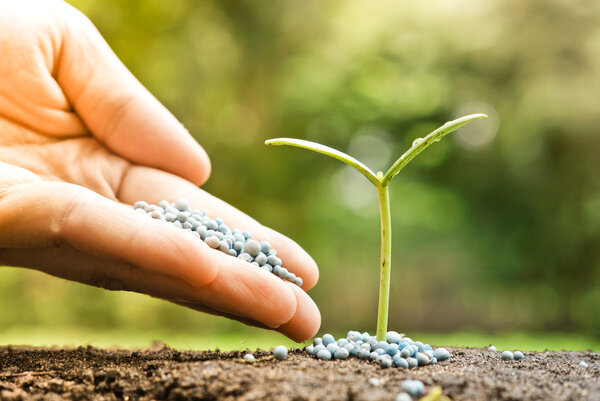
266, 114, 487, 341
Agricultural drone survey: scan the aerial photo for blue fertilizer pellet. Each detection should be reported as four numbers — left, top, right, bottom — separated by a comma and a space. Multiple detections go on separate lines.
401, 380, 424, 397
395, 358, 409, 369
313, 345, 326, 354
316, 349, 332, 360
379, 357, 393, 368
395, 393, 412, 401
386, 331, 402, 344
174, 198, 190, 211
260, 241, 271, 254
326, 343, 338, 354
244, 240, 261, 257
385, 343, 399, 356
273, 345, 288, 360
322, 334, 335, 346
416, 352, 430, 366
358, 349, 370, 359
334, 347, 350, 360
433, 347, 451, 361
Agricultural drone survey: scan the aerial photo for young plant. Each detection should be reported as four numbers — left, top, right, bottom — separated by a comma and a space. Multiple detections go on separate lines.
265, 114, 487, 341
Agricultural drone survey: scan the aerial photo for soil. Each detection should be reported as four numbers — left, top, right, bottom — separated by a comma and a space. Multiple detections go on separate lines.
0, 344, 598, 401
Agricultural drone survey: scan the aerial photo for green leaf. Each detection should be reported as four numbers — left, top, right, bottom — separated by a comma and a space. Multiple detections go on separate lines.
382, 113, 487, 186
265, 138, 380, 186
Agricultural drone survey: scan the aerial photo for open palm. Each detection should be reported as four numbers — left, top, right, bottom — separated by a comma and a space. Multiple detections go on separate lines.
0, 0, 320, 341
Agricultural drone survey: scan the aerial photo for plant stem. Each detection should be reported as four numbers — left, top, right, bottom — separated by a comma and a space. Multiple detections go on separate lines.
376, 184, 392, 341
265, 114, 488, 341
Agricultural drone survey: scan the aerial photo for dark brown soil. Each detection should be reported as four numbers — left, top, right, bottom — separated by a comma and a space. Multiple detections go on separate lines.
0, 344, 598, 400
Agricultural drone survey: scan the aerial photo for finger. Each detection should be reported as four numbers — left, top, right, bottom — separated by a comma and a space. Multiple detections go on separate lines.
275, 283, 321, 341
0, 181, 217, 287
0, 245, 304, 332
116, 165, 320, 290
177, 285, 321, 342
173, 250, 299, 328
53, 2, 210, 185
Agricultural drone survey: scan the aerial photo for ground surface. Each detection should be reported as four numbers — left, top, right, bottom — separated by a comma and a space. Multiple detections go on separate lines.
0, 345, 598, 400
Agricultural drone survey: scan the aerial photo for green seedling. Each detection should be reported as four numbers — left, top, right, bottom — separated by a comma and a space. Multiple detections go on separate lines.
266, 114, 487, 341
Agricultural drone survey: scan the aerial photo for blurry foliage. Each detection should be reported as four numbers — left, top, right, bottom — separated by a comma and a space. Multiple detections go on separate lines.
1, 0, 600, 338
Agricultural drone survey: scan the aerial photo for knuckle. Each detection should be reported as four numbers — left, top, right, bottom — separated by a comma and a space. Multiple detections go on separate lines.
51, 184, 96, 245
266, 283, 297, 328
99, 96, 136, 142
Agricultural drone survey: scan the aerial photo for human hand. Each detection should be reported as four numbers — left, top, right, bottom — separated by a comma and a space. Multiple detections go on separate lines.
0, 0, 320, 341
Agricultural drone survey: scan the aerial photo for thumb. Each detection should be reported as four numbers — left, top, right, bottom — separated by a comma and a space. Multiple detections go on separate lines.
54, 2, 210, 185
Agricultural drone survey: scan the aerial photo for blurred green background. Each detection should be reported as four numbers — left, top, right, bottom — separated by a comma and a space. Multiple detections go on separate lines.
2, 0, 600, 351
